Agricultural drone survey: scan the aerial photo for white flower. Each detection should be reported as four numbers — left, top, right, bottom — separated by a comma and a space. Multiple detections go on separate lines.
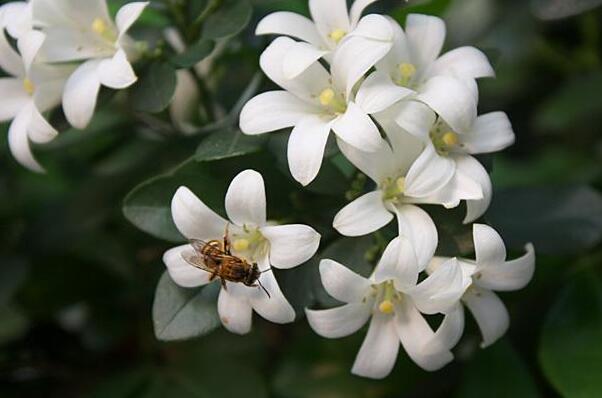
240, 15, 400, 186
256, 0, 380, 56
332, 117, 483, 262
393, 100, 514, 222
428, 224, 535, 349
0, 1, 32, 38
163, 169, 321, 335
372, 14, 494, 134
31, 0, 149, 129
0, 12, 72, 172
306, 237, 469, 379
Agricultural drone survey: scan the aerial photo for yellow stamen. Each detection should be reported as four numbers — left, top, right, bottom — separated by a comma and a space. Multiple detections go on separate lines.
319, 88, 335, 106
395, 177, 406, 193
379, 300, 394, 314
399, 63, 416, 80
23, 78, 34, 95
92, 18, 108, 35
329, 28, 347, 44
232, 239, 250, 252
441, 131, 459, 147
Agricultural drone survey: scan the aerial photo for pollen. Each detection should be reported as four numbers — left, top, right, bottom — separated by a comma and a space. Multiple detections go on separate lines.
329, 28, 347, 44
92, 18, 108, 34
23, 78, 35, 95
442, 131, 459, 147
232, 239, 250, 252
396, 177, 406, 193
398, 63, 416, 79
378, 300, 394, 314
319, 88, 335, 106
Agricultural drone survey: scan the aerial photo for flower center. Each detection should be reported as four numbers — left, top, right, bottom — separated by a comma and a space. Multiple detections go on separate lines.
373, 281, 399, 315
429, 119, 463, 156
318, 88, 347, 115
381, 176, 406, 202
92, 17, 117, 42
23, 78, 35, 95
231, 225, 268, 262
396, 62, 417, 87
328, 28, 347, 44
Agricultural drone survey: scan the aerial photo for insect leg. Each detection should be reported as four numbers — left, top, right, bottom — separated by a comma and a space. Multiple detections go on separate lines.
257, 279, 271, 299
223, 222, 231, 254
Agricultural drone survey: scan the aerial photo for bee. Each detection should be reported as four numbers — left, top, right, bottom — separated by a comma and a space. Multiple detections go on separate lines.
181, 226, 271, 298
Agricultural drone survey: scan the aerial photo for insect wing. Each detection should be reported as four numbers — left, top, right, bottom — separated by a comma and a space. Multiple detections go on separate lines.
180, 249, 216, 273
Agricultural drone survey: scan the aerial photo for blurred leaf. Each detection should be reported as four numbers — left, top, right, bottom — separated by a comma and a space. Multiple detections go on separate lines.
456, 339, 539, 397
171, 39, 215, 69
122, 158, 225, 242
539, 270, 602, 397
0, 304, 29, 344
0, 257, 28, 304
202, 0, 253, 40
392, 0, 453, 22
131, 62, 177, 113
153, 272, 220, 341
531, 0, 602, 19
196, 129, 266, 162
535, 73, 602, 132
488, 185, 602, 254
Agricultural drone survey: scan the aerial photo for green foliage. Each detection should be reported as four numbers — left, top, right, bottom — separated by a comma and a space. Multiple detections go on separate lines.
153, 272, 220, 341
201, 0, 253, 40
131, 62, 178, 113
171, 39, 215, 69
196, 129, 267, 162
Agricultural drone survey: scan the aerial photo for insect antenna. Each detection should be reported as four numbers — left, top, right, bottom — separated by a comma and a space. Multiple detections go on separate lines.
260, 267, 273, 274
257, 279, 271, 299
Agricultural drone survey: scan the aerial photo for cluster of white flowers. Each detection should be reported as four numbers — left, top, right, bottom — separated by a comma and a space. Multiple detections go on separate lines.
233, 0, 534, 379
0, 0, 148, 172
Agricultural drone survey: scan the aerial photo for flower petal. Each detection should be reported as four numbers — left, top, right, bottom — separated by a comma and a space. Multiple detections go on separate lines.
287, 114, 333, 186
218, 284, 253, 335
309, 0, 350, 46
331, 101, 384, 152
410, 258, 469, 314
430, 303, 465, 350
478, 243, 535, 292
171, 186, 228, 240
373, 236, 419, 290
0, 24, 24, 76
473, 223, 507, 266
249, 269, 296, 324
283, 41, 329, 79
8, 105, 44, 172
170, 70, 200, 134
336, 137, 395, 183
355, 71, 413, 114
163, 244, 212, 288
394, 299, 454, 371
255, 11, 323, 47
116, 1, 148, 39
240, 91, 318, 135
225, 169, 266, 227
349, 0, 380, 27
405, 14, 446, 69
404, 143, 456, 198
0, 78, 29, 121
261, 224, 320, 269
332, 15, 393, 97
416, 75, 477, 134
457, 156, 492, 223
62, 60, 102, 129
427, 46, 495, 80
375, 17, 411, 79
393, 100, 436, 141
409, 165, 483, 209
333, 191, 393, 237
28, 104, 57, 144
393, 204, 437, 270
98, 49, 137, 89
306, 303, 372, 338
462, 112, 515, 154
17, 30, 45, 74
319, 259, 372, 304
1, 2, 32, 39
463, 286, 509, 348
352, 313, 400, 379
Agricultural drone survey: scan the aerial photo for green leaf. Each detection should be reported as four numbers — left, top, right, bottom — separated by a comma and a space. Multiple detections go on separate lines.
392, 0, 453, 22
153, 272, 220, 341
0, 304, 29, 345
202, 0, 253, 40
539, 270, 602, 397
531, 0, 602, 20
196, 130, 266, 162
456, 339, 539, 398
0, 257, 28, 304
487, 185, 602, 254
131, 62, 177, 113
122, 158, 226, 242
171, 39, 215, 69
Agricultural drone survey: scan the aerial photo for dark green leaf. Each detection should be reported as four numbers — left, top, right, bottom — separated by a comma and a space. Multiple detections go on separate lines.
172, 40, 215, 69
196, 130, 266, 162
539, 270, 602, 397
531, 0, 602, 19
202, 0, 253, 40
457, 339, 539, 398
0, 304, 29, 345
392, 0, 453, 22
153, 272, 220, 341
0, 257, 28, 304
487, 185, 602, 254
131, 62, 177, 113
